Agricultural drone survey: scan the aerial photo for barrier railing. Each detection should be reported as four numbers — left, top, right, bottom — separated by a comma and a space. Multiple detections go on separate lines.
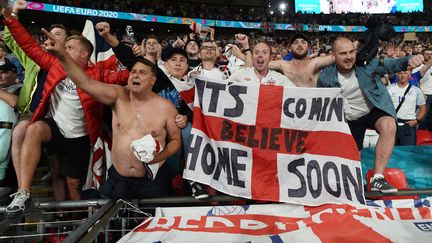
63, 199, 117, 243
1, 189, 432, 242
1, 188, 432, 213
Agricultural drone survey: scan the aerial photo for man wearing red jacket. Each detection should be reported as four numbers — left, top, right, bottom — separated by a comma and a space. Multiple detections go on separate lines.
1, 9, 129, 216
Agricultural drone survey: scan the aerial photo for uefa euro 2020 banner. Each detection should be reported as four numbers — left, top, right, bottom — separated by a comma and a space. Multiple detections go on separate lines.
182, 77, 364, 206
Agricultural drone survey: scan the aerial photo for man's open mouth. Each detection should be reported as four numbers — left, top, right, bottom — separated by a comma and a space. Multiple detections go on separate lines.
132, 78, 141, 86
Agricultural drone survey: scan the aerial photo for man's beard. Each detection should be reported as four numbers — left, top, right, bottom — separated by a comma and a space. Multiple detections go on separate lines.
291, 50, 307, 60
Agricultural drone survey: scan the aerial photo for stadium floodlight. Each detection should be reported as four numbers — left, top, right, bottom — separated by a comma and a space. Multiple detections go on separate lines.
279, 2, 286, 11
270, 10, 274, 15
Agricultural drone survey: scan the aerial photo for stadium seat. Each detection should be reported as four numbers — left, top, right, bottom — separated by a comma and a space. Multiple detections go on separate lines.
366, 168, 418, 200
416, 130, 432, 145
172, 174, 185, 196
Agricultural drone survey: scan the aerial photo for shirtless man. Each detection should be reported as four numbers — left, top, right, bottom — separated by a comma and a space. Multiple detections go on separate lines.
43, 30, 182, 199
268, 33, 335, 87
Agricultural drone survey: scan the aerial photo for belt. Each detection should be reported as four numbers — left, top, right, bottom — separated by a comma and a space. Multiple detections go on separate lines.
396, 118, 411, 123
0, 121, 13, 129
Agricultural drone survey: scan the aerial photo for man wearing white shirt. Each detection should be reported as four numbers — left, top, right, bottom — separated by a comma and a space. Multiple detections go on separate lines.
318, 37, 424, 193
419, 48, 432, 130
191, 40, 231, 81
228, 42, 295, 87
388, 70, 426, 145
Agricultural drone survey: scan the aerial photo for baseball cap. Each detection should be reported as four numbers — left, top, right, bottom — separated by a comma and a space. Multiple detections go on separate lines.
289, 33, 309, 45
166, 47, 188, 60
0, 60, 17, 73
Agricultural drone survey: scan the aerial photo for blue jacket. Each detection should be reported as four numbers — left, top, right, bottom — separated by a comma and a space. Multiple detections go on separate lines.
318, 57, 410, 119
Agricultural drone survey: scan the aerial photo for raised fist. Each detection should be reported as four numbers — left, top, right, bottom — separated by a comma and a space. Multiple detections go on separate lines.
95, 22, 111, 37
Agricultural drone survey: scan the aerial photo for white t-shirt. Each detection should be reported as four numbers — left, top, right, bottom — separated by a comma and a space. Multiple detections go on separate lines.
337, 71, 374, 121
419, 64, 432, 95
48, 78, 88, 138
192, 66, 227, 81
387, 83, 426, 123
227, 67, 296, 87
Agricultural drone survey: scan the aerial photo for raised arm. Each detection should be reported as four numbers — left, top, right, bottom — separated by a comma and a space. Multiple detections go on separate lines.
1, 7, 57, 71
0, 89, 18, 108
376, 55, 424, 75
313, 55, 335, 73
230, 44, 246, 62
95, 21, 120, 48
419, 57, 432, 78
235, 34, 252, 67
268, 60, 284, 72
3, 0, 34, 68
42, 29, 120, 106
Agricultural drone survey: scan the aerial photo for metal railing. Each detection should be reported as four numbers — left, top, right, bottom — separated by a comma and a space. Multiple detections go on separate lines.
63, 199, 117, 243
1, 189, 432, 242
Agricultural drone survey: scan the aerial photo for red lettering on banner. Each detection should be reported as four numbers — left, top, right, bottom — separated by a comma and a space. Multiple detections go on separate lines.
351, 208, 373, 218
373, 208, 396, 220
205, 217, 235, 228
130, 205, 432, 242
134, 215, 303, 235
178, 216, 202, 228
145, 217, 177, 230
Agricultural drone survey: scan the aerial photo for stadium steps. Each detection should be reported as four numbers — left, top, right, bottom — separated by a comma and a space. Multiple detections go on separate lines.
21, 164, 57, 237
32, 164, 54, 202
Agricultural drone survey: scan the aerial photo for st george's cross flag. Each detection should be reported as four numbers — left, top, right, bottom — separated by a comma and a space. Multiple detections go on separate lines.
82, 17, 117, 71
182, 77, 364, 206
82, 17, 117, 190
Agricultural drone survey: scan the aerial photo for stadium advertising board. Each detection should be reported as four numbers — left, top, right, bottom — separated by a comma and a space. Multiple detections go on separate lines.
295, 0, 423, 14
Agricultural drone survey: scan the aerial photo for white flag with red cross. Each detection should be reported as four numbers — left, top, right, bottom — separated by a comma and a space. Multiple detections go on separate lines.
182, 77, 363, 206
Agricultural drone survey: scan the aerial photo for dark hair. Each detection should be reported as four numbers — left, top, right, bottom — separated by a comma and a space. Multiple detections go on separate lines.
50, 24, 72, 38
132, 57, 157, 77
66, 35, 94, 57
185, 39, 201, 49
143, 35, 159, 46
423, 48, 432, 53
